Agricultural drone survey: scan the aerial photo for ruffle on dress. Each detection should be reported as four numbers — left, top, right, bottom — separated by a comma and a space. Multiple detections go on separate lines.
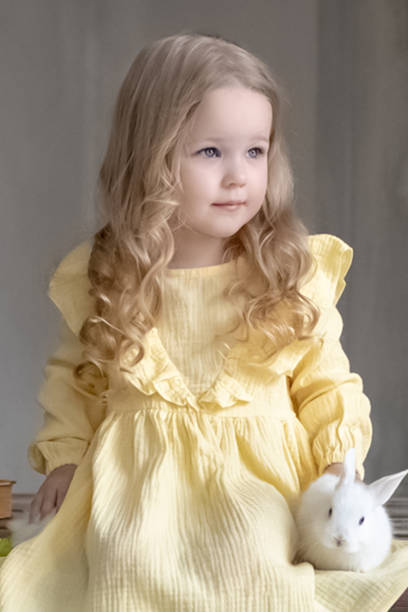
302, 233, 353, 306
120, 326, 253, 411
48, 240, 93, 336
47, 234, 353, 413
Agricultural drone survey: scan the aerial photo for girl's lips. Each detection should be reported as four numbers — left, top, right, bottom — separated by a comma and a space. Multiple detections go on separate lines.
212, 201, 246, 206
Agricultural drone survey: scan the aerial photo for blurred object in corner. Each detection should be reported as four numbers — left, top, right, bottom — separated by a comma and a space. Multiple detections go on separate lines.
0, 480, 16, 519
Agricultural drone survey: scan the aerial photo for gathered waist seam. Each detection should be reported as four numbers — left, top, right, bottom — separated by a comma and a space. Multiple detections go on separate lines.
105, 405, 298, 422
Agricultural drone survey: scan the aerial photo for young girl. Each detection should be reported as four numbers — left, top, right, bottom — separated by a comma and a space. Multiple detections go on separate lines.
1, 32, 407, 611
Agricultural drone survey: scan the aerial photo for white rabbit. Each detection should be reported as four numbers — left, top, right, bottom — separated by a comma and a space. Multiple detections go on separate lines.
294, 448, 408, 572
6, 509, 56, 548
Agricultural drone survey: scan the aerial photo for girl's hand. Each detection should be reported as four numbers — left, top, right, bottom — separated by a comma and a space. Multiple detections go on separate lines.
324, 462, 363, 481
28, 463, 77, 523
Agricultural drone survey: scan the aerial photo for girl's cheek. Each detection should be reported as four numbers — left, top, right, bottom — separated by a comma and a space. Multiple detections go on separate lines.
194, 167, 216, 185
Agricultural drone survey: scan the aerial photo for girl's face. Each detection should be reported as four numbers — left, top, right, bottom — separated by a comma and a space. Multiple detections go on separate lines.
174, 86, 272, 249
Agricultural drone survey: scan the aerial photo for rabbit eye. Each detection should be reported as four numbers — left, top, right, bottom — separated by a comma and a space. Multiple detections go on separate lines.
328, 508, 332, 518
359, 516, 365, 525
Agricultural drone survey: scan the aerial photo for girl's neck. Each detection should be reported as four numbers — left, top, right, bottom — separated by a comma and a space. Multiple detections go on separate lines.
168, 228, 227, 269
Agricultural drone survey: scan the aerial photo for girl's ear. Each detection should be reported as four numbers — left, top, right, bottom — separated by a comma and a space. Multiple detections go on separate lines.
368, 469, 408, 508
335, 448, 356, 489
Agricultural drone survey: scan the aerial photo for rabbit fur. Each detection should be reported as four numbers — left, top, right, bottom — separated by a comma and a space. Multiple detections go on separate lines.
294, 448, 408, 572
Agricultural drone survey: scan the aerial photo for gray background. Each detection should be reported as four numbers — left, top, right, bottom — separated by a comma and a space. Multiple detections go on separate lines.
1, 0, 407, 494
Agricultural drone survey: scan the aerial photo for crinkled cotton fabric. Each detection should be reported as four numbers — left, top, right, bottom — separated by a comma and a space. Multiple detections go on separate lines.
1, 233, 407, 611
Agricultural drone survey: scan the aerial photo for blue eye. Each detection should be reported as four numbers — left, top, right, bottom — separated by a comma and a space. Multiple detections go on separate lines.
248, 147, 264, 158
198, 147, 220, 158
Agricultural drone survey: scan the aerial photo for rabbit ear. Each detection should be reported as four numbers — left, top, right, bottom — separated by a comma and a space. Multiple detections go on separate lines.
336, 448, 356, 489
368, 469, 408, 507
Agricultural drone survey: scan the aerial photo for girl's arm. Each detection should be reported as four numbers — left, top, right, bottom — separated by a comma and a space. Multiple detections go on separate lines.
290, 303, 372, 481
28, 318, 108, 476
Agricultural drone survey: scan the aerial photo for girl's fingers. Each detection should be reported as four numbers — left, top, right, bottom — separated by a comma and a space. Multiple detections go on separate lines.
56, 487, 66, 511
29, 491, 44, 523
39, 487, 57, 520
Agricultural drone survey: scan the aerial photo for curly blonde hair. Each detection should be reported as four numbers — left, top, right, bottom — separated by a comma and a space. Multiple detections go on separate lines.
75, 31, 320, 382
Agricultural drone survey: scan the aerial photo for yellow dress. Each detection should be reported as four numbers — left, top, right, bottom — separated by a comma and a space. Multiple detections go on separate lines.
1, 233, 407, 611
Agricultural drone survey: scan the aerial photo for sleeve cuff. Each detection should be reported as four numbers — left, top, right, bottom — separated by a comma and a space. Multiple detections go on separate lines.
27, 439, 89, 475
312, 428, 370, 480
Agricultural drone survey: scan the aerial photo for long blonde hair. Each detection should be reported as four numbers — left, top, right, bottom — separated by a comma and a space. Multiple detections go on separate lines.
75, 32, 320, 382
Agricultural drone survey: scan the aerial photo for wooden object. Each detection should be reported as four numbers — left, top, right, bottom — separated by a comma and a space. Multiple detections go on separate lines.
0, 481, 16, 519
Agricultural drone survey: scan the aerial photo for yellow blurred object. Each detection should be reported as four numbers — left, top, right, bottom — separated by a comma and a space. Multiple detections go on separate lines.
0, 537, 12, 556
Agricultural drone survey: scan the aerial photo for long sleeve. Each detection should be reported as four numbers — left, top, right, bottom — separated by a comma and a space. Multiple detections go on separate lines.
289, 234, 373, 479
28, 319, 108, 475
290, 304, 372, 479
28, 239, 107, 475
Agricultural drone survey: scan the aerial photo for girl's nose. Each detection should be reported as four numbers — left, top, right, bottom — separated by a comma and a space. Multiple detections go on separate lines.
222, 161, 247, 188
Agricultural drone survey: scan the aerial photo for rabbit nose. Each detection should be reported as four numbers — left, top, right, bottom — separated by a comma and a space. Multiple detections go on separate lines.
335, 536, 345, 547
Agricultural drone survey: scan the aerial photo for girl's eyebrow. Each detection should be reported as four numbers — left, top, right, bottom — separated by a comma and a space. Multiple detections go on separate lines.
194, 135, 270, 144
